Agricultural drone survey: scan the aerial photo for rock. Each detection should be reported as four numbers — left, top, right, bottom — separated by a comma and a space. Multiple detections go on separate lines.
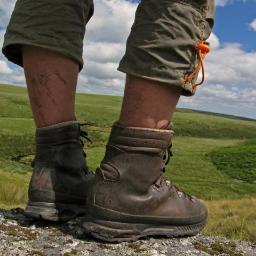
0, 208, 255, 256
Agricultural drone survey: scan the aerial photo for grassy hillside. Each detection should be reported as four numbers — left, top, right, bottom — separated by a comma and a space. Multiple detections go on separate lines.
1, 84, 256, 138
0, 84, 256, 241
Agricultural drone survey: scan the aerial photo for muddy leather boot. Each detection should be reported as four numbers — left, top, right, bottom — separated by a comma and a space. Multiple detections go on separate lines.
25, 121, 92, 221
83, 123, 208, 242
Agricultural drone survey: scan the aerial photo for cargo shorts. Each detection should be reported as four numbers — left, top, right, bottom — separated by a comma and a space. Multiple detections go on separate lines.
2, 0, 215, 96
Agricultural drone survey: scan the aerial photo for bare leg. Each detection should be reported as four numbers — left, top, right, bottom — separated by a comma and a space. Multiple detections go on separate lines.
119, 75, 181, 129
23, 46, 79, 128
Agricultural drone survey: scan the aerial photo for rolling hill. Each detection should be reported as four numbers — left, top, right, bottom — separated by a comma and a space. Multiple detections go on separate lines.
0, 84, 255, 241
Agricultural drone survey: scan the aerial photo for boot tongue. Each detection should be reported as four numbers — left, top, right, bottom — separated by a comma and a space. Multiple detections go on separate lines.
102, 123, 174, 192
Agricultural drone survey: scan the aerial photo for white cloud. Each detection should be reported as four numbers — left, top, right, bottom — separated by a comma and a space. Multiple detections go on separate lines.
200, 84, 255, 104
179, 84, 256, 119
0, 30, 6, 48
215, 0, 251, 6
208, 33, 220, 49
206, 42, 256, 86
84, 42, 125, 63
0, 0, 136, 91
0, 60, 25, 85
179, 33, 256, 118
169, 34, 256, 118
0, 60, 12, 74
215, 0, 233, 6
249, 19, 256, 31
85, 0, 137, 43
0, 0, 16, 27
0, 0, 256, 119
83, 61, 123, 80
0, 0, 25, 85
78, 0, 137, 93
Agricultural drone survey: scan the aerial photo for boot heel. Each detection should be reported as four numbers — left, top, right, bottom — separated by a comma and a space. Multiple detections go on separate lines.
83, 218, 143, 242
25, 202, 86, 221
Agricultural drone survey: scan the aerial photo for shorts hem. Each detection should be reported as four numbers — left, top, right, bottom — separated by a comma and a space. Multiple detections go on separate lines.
2, 40, 84, 71
117, 66, 195, 97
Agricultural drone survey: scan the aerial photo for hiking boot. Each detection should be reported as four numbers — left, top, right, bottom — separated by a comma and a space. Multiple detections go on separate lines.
25, 121, 93, 221
83, 123, 207, 242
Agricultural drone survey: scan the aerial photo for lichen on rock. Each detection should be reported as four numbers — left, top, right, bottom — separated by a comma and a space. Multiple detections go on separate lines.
0, 208, 255, 256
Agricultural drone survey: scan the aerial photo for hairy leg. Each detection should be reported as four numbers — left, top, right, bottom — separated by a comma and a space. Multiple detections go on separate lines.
23, 46, 79, 128
119, 75, 181, 129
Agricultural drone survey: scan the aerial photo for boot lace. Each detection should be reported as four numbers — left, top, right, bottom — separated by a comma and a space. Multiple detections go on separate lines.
161, 144, 193, 200
31, 123, 92, 169
163, 143, 173, 173
79, 123, 92, 158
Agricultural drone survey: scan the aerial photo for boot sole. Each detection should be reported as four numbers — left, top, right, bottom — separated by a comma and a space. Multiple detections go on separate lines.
82, 217, 207, 242
24, 202, 86, 221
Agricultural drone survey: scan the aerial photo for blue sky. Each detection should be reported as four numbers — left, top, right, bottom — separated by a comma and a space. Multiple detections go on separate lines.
0, 0, 255, 119
179, 0, 256, 119
214, 0, 256, 52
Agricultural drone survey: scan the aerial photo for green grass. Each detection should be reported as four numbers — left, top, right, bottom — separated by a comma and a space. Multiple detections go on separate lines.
0, 170, 29, 208
0, 84, 256, 241
167, 138, 256, 200
205, 198, 256, 242
209, 140, 256, 183
1, 84, 256, 138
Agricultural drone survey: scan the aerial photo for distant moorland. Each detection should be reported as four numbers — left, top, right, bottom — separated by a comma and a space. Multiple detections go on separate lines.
0, 84, 255, 241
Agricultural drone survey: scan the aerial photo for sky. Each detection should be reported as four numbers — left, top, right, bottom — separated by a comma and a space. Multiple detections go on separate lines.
0, 0, 256, 119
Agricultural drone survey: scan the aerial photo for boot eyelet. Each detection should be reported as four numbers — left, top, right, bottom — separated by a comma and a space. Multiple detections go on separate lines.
154, 184, 160, 191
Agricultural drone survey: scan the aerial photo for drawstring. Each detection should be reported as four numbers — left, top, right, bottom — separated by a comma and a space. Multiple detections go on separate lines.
183, 41, 211, 90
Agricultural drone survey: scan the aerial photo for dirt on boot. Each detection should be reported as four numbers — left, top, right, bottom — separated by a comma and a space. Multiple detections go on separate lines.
25, 121, 93, 221
83, 123, 207, 242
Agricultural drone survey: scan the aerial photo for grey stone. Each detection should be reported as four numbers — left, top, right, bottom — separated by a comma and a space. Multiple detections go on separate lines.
0, 208, 255, 256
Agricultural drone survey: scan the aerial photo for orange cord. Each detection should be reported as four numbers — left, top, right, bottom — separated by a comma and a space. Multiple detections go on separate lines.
184, 41, 211, 90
